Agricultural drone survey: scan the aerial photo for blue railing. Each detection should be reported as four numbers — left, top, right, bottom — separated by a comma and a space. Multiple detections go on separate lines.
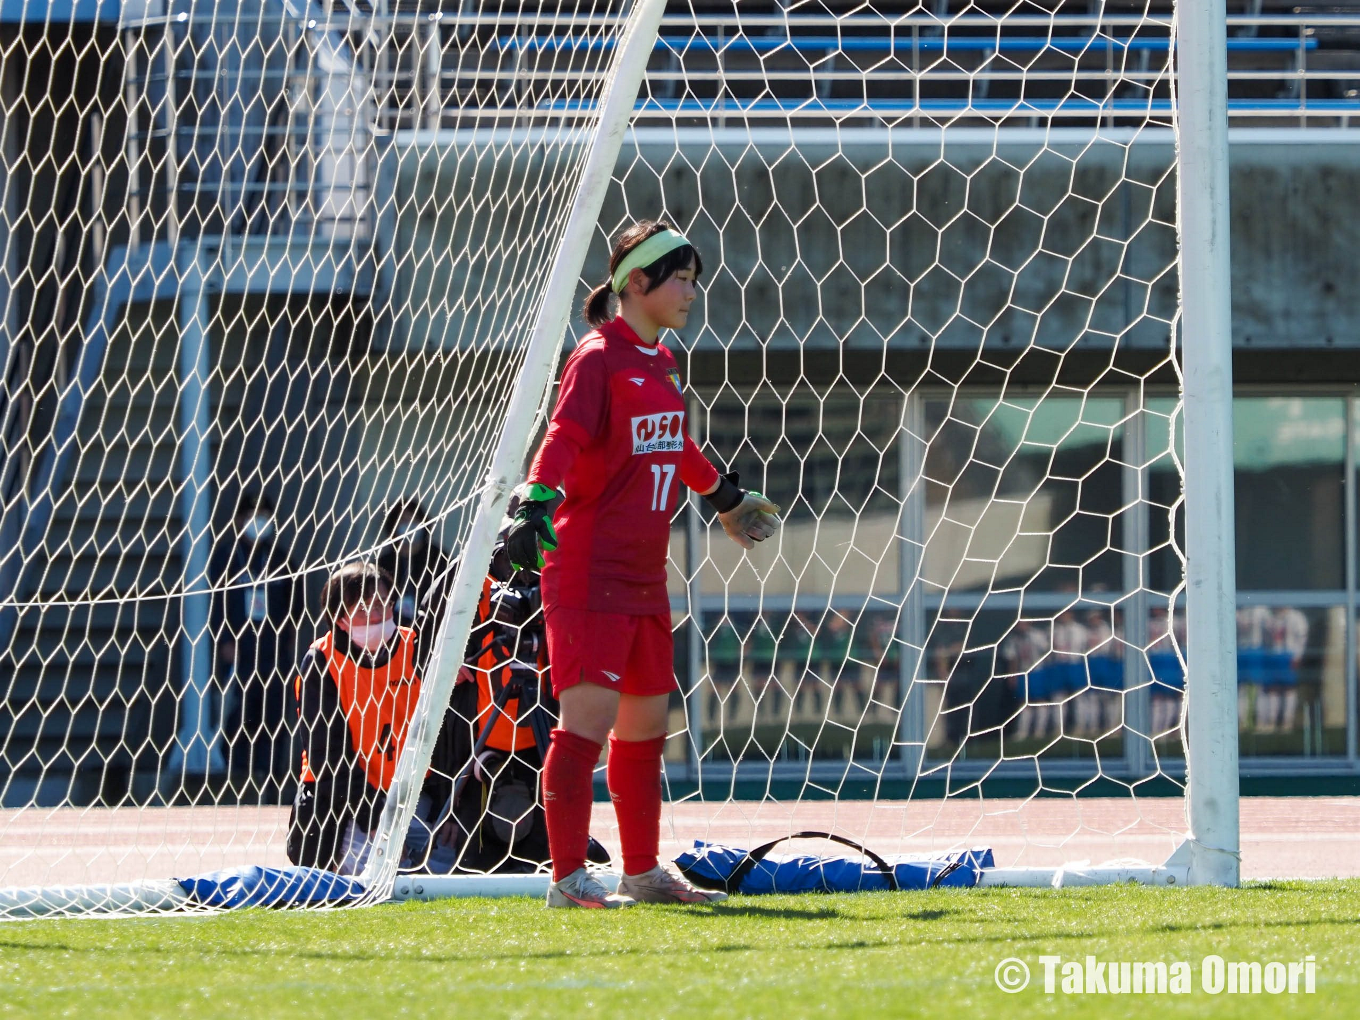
461, 13, 1354, 127
532, 96, 1360, 119
498, 34, 1317, 55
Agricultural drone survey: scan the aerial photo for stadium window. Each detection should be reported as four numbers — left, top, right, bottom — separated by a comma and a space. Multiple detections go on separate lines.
691, 383, 905, 600
1234, 397, 1345, 592
1148, 395, 1346, 593
921, 395, 1126, 594
1148, 395, 1348, 759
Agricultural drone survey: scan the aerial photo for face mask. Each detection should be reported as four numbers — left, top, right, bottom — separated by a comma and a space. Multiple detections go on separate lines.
242, 516, 274, 542
346, 614, 397, 654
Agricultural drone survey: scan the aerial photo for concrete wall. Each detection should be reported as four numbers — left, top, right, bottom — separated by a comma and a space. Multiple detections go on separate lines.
1228, 136, 1360, 347
386, 128, 1360, 355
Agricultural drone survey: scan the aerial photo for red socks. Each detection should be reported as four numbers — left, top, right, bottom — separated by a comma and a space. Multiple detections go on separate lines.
543, 728, 601, 881
608, 733, 666, 877
543, 729, 666, 880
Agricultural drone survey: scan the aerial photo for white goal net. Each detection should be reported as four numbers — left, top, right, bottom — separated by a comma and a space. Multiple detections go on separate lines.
0, 0, 1239, 917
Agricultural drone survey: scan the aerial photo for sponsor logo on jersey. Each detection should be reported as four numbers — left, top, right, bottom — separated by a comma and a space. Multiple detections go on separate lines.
629, 377, 646, 386
631, 411, 685, 454
666, 368, 683, 394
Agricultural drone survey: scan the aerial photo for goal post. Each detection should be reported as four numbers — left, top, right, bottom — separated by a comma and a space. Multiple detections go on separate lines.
1175, 0, 1242, 888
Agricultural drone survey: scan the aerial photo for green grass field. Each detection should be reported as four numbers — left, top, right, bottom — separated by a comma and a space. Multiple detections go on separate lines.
1, 881, 1357, 1019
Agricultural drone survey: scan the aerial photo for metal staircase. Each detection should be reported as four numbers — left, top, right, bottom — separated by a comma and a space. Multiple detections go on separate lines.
1, 0, 380, 806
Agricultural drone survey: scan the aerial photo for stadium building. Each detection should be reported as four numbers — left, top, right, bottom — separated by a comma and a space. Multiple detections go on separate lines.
0, 0, 1357, 827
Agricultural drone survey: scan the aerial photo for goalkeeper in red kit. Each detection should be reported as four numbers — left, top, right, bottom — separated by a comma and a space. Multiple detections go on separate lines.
507, 220, 780, 908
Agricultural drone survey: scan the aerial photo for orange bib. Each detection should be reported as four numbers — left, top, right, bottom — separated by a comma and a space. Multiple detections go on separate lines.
470, 578, 540, 754
298, 627, 421, 792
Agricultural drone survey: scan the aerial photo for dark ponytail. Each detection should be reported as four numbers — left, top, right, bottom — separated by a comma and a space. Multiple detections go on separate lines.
582, 219, 704, 328
583, 281, 615, 328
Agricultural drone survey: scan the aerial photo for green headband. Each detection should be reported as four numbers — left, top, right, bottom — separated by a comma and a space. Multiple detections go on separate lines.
611, 229, 693, 293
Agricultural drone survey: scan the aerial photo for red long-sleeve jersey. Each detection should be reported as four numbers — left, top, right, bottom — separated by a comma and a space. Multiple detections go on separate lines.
528, 316, 719, 614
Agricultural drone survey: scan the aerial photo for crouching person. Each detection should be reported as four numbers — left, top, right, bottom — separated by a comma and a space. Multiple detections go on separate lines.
442, 528, 556, 872
287, 560, 440, 875
431, 506, 611, 874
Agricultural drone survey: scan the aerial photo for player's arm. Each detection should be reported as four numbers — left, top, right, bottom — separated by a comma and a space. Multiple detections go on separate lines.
679, 434, 781, 549
507, 347, 608, 569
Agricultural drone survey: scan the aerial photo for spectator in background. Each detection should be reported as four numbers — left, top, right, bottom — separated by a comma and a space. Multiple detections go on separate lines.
287, 560, 448, 875
749, 616, 781, 712
1261, 606, 1308, 733
1077, 607, 1123, 737
1237, 604, 1272, 732
210, 491, 305, 790
1048, 608, 1089, 738
1003, 619, 1049, 741
865, 614, 900, 720
925, 628, 963, 748
1148, 605, 1186, 738
378, 498, 452, 642
789, 611, 823, 719
702, 616, 744, 727
813, 614, 859, 720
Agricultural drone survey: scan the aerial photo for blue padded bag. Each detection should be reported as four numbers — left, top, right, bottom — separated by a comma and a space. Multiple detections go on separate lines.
675, 832, 993, 895
178, 865, 367, 909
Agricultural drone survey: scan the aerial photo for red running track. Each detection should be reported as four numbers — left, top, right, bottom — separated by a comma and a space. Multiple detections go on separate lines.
1, 797, 1356, 890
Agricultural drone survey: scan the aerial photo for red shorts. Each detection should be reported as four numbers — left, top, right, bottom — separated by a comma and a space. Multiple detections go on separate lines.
545, 606, 677, 698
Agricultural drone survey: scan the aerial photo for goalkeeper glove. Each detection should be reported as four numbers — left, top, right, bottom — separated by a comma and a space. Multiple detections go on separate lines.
703, 471, 781, 549
506, 483, 560, 570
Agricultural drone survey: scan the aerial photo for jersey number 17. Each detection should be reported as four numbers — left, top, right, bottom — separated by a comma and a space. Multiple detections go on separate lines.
649, 463, 675, 512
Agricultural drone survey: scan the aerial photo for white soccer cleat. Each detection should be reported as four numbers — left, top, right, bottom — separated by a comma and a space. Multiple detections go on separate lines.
617, 863, 729, 904
546, 867, 636, 909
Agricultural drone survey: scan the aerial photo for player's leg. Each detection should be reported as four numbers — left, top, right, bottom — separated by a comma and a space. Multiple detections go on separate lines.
1010, 674, 1031, 740
542, 607, 634, 908
1074, 687, 1097, 736
1153, 689, 1175, 736
612, 613, 727, 904
612, 695, 726, 903
1030, 665, 1051, 738
286, 780, 344, 871
1280, 679, 1299, 733
609, 690, 669, 880
1256, 684, 1278, 732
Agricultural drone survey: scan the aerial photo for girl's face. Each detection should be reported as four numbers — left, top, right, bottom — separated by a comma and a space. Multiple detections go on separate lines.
342, 599, 390, 631
630, 259, 698, 331
339, 592, 397, 653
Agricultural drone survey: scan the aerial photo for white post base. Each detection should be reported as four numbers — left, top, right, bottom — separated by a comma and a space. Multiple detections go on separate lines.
388, 860, 1190, 902
389, 872, 614, 902
1163, 837, 1241, 888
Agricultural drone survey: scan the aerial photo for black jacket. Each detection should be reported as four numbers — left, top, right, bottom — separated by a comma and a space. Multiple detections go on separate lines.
377, 536, 452, 631
209, 534, 305, 668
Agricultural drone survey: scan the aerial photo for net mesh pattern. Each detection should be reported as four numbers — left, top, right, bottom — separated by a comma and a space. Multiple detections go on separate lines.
0, 0, 1195, 915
